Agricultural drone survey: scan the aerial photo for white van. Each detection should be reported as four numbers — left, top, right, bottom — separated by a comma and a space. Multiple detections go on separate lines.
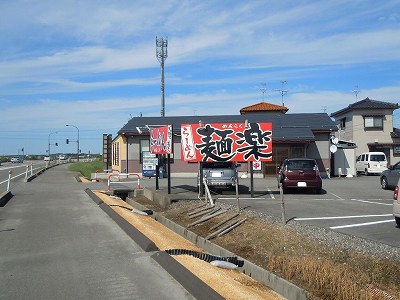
356, 152, 387, 175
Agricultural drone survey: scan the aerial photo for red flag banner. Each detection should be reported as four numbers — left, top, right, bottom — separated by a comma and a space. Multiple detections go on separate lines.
150, 125, 173, 154
181, 122, 272, 162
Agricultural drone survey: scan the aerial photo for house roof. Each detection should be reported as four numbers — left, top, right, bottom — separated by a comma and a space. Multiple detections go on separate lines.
240, 102, 288, 114
118, 113, 337, 142
330, 97, 399, 117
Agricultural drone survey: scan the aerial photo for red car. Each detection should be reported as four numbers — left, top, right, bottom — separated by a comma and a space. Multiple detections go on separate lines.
278, 158, 322, 194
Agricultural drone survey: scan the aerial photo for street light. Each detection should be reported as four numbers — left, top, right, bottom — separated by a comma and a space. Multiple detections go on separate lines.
66, 124, 79, 162
48, 131, 58, 159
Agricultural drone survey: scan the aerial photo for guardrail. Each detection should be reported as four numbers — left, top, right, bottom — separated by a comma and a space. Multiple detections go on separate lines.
107, 173, 141, 191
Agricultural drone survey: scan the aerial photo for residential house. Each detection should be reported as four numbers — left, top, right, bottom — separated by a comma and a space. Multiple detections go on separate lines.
330, 98, 399, 165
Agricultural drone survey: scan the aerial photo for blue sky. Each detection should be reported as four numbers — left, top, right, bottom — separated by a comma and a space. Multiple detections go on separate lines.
1, 0, 399, 155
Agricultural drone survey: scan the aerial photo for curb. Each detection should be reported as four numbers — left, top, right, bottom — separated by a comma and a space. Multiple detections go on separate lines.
151, 251, 224, 300
126, 195, 309, 300
0, 191, 13, 207
24, 168, 46, 182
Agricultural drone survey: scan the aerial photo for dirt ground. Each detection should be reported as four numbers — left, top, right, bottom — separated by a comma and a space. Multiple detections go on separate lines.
127, 193, 400, 300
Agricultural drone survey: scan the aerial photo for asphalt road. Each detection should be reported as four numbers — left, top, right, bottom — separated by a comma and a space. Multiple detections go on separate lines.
138, 174, 399, 248
0, 165, 199, 300
0, 161, 47, 194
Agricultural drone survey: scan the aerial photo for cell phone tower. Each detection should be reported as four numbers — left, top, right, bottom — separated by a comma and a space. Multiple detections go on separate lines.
156, 36, 168, 117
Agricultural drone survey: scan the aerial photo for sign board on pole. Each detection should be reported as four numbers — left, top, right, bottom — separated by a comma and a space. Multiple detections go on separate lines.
150, 125, 173, 154
142, 151, 158, 177
253, 161, 262, 171
181, 122, 272, 162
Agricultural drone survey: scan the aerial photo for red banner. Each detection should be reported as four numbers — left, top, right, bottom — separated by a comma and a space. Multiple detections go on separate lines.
181, 122, 272, 162
150, 125, 173, 154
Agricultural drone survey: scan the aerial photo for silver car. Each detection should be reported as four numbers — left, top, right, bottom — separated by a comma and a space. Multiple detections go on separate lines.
380, 161, 400, 190
198, 161, 238, 191
10, 157, 23, 163
393, 180, 400, 227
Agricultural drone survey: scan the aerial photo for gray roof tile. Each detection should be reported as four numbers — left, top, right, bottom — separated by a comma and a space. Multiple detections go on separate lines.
330, 97, 399, 117
118, 113, 337, 142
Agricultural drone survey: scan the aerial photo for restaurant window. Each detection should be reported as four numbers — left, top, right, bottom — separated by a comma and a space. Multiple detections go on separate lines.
112, 143, 119, 166
139, 139, 150, 163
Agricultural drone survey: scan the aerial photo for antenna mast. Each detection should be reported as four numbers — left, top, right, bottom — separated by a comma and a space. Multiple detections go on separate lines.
352, 85, 359, 101
275, 80, 288, 106
156, 36, 168, 117
259, 83, 268, 101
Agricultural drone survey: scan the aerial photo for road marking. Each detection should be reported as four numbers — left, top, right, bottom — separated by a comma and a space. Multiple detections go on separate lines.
295, 214, 393, 221
348, 199, 392, 206
330, 219, 394, 229
267, 188, 275, 199
329, 192, 344, 200
217, 197, 268, 200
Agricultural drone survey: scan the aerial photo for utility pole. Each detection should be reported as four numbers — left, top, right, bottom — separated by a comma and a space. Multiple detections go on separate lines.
156, 36, 168, 117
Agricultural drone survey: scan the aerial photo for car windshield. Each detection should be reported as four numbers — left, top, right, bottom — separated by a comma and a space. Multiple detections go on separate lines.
286, 160, 315, 171
370, 155, 386, 161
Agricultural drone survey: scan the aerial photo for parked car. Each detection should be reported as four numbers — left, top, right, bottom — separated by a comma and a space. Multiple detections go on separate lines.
277, 158, 322, 194
380, 161, 400, 190
356, 152, 387, 176
198, 161, 238, 191
10, 157, 23, 163
44, 156, 50, 161
392, 181, 400, 227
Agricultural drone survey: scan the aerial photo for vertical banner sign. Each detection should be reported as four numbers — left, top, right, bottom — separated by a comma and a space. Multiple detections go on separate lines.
150, 125, 173, 154
103, 134, 112, 168
181, 122, 272, 162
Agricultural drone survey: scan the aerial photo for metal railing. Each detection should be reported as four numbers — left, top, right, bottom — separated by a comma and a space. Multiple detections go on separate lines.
107, 173, 141, 191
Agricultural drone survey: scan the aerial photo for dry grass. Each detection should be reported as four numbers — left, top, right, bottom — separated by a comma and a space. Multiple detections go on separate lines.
132, 196, 400, 300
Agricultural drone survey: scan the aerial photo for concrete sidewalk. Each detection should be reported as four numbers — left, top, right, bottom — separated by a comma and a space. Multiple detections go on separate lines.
0, 165, 211, 300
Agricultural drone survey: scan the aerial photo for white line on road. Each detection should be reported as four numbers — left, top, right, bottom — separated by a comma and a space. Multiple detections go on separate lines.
295, 214, 393, 221
330, 219, 394, 229
329, 192, 344, 200
267, 188, 275, 199
348, 199, 392, 206
218, 197, 268, 200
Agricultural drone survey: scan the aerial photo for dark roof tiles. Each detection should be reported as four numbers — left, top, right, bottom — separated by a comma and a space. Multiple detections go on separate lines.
331, 98, 399, 117
118, 113, 337, 142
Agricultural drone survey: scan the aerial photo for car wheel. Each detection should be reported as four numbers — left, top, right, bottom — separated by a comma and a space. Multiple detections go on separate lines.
395, 217, 400, 228
364, 169, 369, 176
381, 177, 388, 190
